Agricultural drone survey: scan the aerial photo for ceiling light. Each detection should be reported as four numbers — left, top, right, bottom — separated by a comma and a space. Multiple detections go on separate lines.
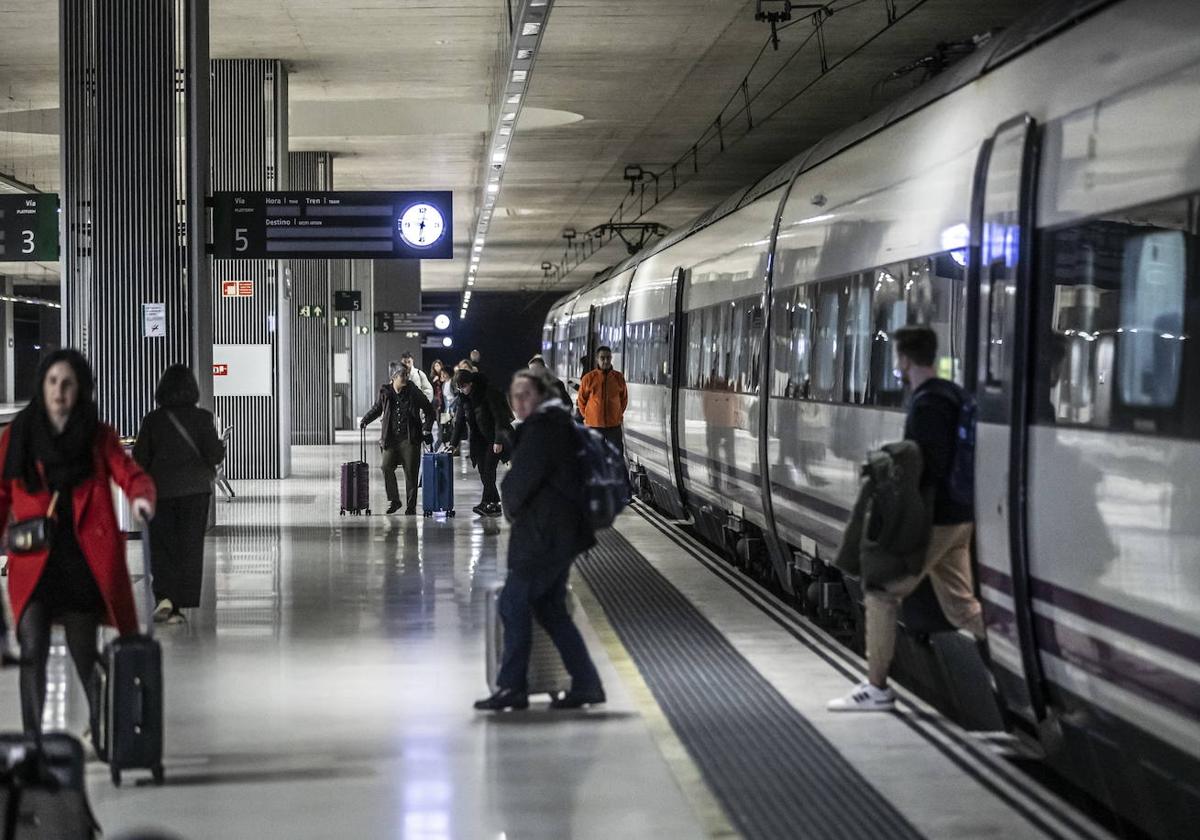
467, 277, 475, 286
506, 94, 521, 105
442, 336, 454, 348
499, 126, 512, 136
502, 112, 516, 121
492, 151, 506, 164
516, 49, 532, 60
487, 183, 500, 193
511, 70, 527, 83
471, 256, 480, 263
522, 22, 541, 36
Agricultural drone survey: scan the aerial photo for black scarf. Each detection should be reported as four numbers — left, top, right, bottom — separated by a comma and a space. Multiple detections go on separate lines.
3, 402, 98, 493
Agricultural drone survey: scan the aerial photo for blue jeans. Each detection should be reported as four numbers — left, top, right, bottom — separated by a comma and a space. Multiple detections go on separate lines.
496, 566, 602, 694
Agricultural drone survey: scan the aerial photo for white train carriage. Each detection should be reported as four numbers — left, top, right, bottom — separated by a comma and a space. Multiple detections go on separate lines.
543, 1, 1200, 836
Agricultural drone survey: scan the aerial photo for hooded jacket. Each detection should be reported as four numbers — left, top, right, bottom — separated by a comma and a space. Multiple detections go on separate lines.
501, 400, 595, 574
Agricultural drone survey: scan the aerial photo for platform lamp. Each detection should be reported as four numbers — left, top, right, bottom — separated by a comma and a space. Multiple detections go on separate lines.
623, 165, 645, 195
541, 261, 554, 280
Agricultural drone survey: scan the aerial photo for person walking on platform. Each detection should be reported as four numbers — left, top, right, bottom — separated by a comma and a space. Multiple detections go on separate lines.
475, 369, 605, 712
0, 350, 156, 735
134, 364, 225, 624
448, 369, 513, 518
576, 346, 628, 458
362, 366, 435, 515
402, 351, 435, 403
527, 354, 569, 405
828, 325, 985, 712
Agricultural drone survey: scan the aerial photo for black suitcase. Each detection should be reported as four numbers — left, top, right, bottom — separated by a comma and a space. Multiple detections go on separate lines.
92, 528, 165, 787
0, 733, 97, 838
340, 429, 371, 515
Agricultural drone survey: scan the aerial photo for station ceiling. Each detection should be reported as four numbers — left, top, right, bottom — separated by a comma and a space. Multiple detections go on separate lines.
0, 0, 1041, 294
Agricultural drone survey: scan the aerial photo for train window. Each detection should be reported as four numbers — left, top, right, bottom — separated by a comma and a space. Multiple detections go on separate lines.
1036, 195, 1197, 435
812, 287, 841, 399
870, 265, 907, 406
842, 276, 872, 404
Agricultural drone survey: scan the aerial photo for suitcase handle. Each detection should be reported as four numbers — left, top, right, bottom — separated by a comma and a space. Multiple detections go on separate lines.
132, 676, 146, 731
360, 426, 367, 462
140, 527, 156, 640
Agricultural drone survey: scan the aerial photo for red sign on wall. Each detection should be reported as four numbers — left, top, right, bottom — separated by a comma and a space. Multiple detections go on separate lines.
221, 280, 253, 298
212, 364, 229, 376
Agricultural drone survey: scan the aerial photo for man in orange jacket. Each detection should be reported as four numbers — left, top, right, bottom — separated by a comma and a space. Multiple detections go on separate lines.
576, 346, 628, 457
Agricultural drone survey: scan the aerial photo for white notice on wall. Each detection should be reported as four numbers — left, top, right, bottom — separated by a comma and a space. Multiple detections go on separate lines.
142, 303, 166, 338
212, 344, 273, 397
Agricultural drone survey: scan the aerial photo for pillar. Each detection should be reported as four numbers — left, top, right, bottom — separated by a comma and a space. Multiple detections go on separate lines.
209, 59, 290, 478
288, 151, 334, 445
60, 0, 211, 434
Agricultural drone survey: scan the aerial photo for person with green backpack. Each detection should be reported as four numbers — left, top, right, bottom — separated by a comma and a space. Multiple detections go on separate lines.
829, 325, 986, 712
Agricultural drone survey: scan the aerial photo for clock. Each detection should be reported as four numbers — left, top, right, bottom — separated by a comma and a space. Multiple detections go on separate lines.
398, 202, 446, 249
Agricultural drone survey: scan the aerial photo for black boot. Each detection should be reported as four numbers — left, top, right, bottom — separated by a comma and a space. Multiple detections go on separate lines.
386, 501, 403, 514
473, 689, 529, 711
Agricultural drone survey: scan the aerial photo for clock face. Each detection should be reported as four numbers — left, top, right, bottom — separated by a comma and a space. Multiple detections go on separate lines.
398, 203, 446, 249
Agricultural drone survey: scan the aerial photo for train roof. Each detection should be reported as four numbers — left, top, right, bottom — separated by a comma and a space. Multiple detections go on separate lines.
558, 0, 1115, 304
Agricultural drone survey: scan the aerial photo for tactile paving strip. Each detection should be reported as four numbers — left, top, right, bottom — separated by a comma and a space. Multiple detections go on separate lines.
577, 529, 925, 840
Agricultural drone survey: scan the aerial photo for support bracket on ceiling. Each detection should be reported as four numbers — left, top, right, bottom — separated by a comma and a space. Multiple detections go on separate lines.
590, 222, 671, 256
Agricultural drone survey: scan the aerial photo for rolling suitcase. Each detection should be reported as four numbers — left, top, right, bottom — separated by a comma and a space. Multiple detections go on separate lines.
421, 451, 454, 516
92, 528, 164, 788
340, 429, 371, 516
0, 733, 97, 839
484, 583, 572, 696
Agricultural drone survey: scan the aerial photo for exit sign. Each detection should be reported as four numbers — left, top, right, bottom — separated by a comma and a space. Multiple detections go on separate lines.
221, 280, 254, 298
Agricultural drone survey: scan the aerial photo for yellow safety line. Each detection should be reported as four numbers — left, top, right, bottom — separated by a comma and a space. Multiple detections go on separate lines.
571, 570, 741, 840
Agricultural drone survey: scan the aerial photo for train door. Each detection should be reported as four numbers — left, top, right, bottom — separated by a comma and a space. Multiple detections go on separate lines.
585, 304, 600, 375
972, 115, 1047, 727
667, 267, 690, 514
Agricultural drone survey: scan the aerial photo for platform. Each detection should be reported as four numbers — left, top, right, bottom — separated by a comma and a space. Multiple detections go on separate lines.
0, 440, 1115, 839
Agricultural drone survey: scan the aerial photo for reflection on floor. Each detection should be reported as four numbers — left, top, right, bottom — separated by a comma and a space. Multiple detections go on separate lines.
0, 443, 704, 840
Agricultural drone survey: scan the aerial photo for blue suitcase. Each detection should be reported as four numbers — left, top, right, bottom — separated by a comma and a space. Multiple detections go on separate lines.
421, 452, 455, 516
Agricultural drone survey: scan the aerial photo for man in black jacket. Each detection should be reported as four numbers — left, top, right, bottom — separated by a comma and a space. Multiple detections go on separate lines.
828, 325, 985, 712
448, 369, 514, 517
361, 367, 434, 515
474, 369, 605, 712
527, 354, 569, 405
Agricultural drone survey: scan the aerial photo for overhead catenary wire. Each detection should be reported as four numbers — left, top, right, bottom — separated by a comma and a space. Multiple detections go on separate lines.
538, 0, 928, 292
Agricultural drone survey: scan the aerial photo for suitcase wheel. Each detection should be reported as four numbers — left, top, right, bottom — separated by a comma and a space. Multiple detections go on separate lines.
423, 511, 431, 517
448, 510, 456, 517
339, 509, 345, 516
366, 508, 372, 515
153, 765, 165, 786
111, 767, 122, 787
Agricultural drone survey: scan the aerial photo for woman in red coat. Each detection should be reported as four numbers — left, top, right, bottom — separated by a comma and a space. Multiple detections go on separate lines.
0, 350, 156, 735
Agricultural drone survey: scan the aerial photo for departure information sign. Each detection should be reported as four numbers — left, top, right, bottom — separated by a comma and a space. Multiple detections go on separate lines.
0, 194, 59, 262
211, 191, 453, 260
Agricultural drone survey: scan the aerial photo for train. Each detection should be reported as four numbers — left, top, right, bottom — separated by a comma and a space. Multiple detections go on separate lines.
541, 1, 1200, 836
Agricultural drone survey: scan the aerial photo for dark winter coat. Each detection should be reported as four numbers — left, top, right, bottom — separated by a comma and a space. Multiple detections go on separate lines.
450, 377, 514, 464
501, 402, 596, 575
362, 382, 435, 449
133, 406, 225, 499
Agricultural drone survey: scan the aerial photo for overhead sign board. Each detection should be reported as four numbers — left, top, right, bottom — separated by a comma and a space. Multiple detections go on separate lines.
333, 290, 362, 312
211, 191, 454, 260
0, 194, 59, 262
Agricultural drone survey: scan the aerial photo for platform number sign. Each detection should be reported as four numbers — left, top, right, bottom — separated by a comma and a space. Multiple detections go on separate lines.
0, 194, 59, 262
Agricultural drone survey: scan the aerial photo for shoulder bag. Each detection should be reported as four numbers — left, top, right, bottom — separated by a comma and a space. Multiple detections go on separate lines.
6, 491, 60, 555
166, 411, 216, 480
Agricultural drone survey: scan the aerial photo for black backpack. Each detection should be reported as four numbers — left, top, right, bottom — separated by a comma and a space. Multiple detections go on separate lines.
572, 423, 630, 530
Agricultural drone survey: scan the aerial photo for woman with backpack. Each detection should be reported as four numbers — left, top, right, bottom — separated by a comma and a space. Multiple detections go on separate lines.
133, 365, 225, 624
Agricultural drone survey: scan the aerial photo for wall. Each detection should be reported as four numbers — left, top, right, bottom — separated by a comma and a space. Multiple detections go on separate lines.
425, 290, 558, 390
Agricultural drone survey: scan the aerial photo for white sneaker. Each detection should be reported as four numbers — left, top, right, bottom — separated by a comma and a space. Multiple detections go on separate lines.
827, 681, 896, 712
152, 598, 174, 623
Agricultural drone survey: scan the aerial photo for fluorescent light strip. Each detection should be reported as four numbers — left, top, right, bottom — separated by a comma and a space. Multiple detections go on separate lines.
463, 1, 554, 303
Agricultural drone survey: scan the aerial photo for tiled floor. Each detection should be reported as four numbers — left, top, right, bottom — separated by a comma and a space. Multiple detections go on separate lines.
0, 442, 704, 840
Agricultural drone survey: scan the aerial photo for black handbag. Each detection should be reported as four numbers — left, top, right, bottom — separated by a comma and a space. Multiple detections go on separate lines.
6, 491, 60, 556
